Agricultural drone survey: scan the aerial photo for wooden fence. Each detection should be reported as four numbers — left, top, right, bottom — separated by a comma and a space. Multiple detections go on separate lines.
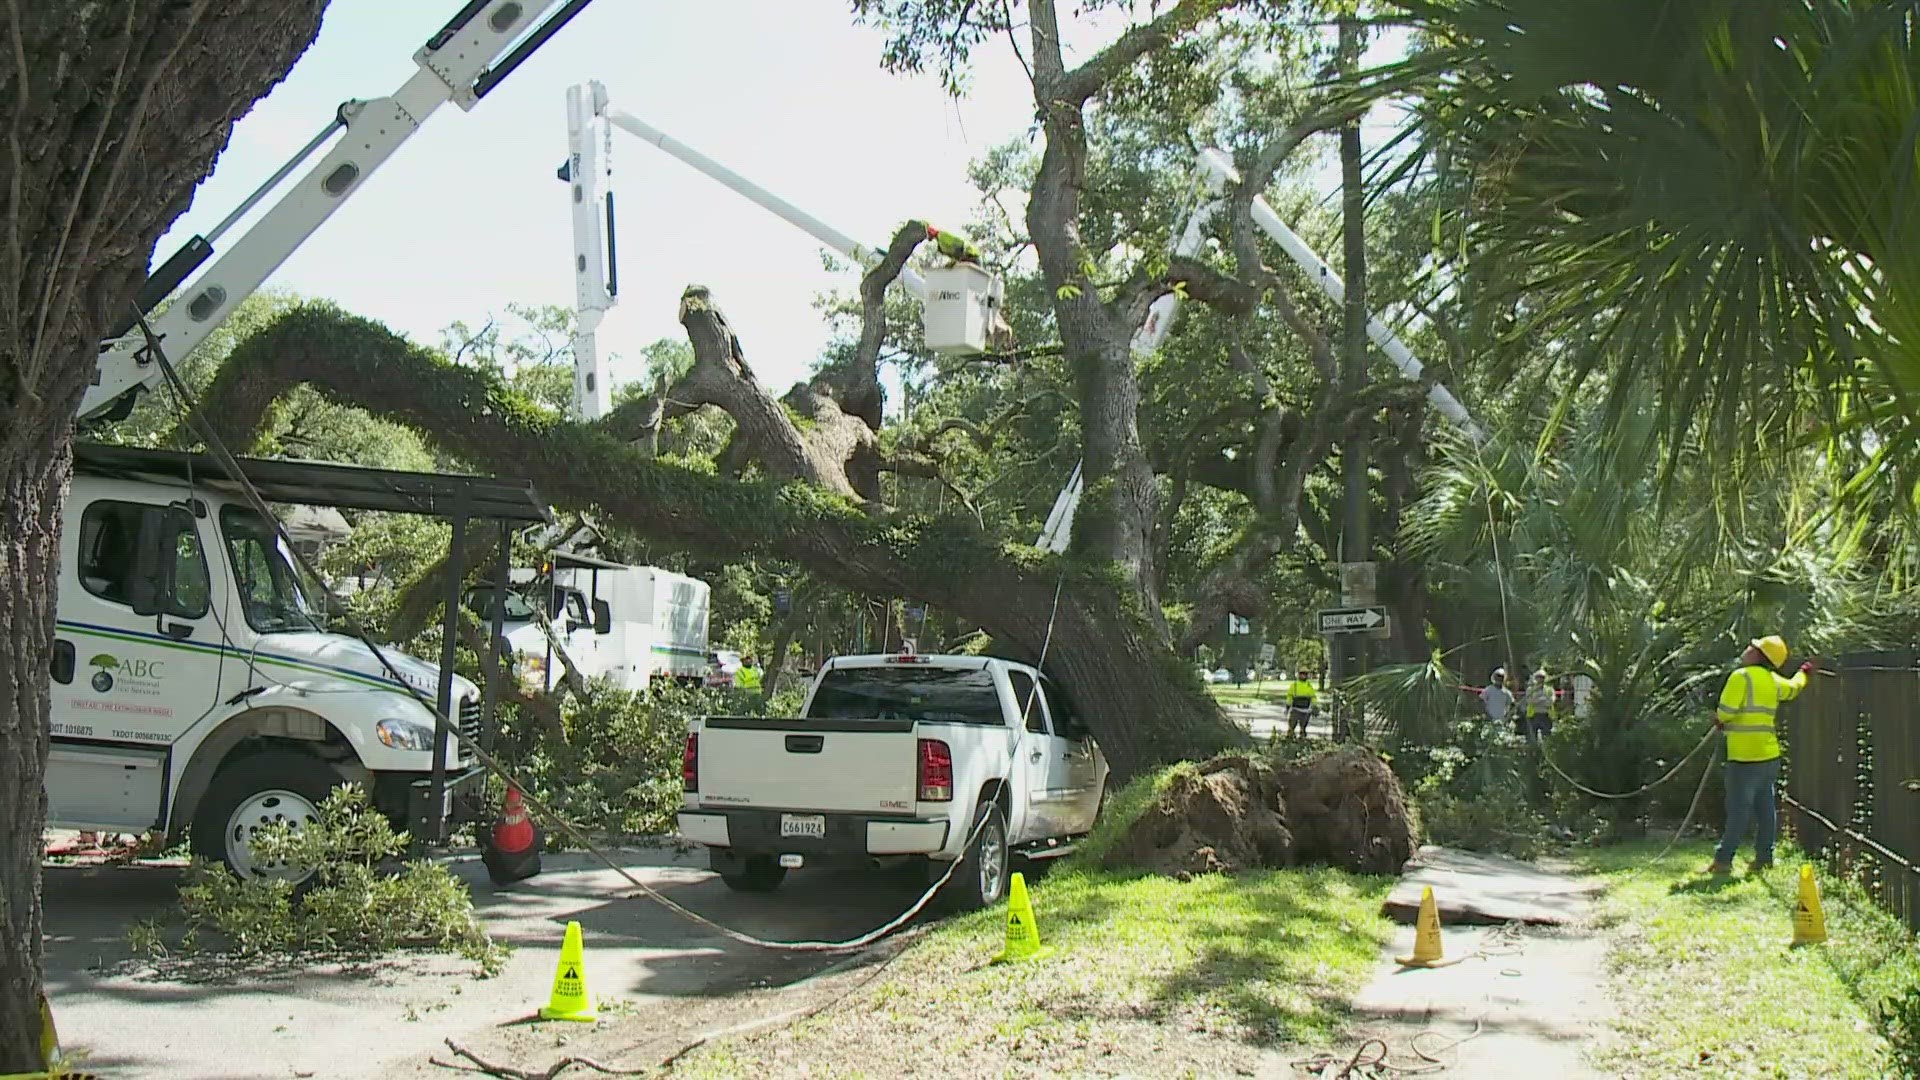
1782, 649, 1920, 931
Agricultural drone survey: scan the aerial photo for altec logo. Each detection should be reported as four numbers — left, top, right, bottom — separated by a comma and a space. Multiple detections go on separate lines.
87, 653, 165, 696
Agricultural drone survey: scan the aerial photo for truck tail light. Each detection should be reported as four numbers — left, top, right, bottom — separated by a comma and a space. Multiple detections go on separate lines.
682, 733, 698, 792
918, 738, 952, 802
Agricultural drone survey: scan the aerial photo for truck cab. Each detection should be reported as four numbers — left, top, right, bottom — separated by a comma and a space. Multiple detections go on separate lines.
466, 559, 711, 691
46, 445, 537, 880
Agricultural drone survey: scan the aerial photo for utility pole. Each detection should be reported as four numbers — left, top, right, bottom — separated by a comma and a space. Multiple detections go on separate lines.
1334, 15, 1372, 737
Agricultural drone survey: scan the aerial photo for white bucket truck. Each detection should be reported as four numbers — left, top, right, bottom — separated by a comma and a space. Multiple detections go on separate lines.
470, 554, 711, 691
50, 0, 597, 877
48, 444, 551, 878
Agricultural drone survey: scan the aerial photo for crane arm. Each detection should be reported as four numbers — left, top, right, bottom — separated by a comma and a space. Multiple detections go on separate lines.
562, 80, 955, 418
80, 0, 596, 422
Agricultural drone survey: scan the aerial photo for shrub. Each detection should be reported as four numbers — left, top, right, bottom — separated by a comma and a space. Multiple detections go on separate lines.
152, 787, 503, 975
489, 680, 795, 842
1397, 718, 1555, 858
491, 680, 703, 839
1877, 984, 1920, 1077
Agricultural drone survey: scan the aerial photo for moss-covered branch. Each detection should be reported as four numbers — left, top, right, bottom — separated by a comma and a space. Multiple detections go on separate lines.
195, 302, 1242, 774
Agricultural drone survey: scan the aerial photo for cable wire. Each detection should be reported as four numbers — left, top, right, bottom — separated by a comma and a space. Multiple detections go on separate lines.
1537, 726, 1717, 800
135, 307, 1073, 954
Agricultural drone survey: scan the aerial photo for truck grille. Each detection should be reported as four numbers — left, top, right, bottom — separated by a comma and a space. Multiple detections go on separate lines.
457, 695, 482, 761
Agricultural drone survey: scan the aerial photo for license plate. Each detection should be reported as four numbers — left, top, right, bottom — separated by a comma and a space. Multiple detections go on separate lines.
780, 814, 826, 838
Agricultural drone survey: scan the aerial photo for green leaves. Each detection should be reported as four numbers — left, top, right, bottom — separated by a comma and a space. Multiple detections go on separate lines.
1364, 0, 1920, 518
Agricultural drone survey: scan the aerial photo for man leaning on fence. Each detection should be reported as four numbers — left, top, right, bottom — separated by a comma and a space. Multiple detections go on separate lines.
1708, 634, 1816, 876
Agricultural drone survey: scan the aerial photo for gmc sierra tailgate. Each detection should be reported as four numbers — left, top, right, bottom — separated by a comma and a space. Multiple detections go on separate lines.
695, 716, 921, 815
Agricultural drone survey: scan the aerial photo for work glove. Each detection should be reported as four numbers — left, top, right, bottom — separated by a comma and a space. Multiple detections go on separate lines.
1800, 661, 1818, 676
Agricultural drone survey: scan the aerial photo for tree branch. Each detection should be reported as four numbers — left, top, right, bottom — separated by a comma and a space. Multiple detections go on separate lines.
844, 221, 931, 429
191, 303, 1245, 774
1057, 0, 1239, 104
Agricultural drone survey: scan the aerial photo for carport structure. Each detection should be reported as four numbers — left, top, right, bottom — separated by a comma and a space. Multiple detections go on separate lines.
73, 442, 551, 841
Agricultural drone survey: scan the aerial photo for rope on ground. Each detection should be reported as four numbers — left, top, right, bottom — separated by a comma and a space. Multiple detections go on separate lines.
1655, 740, 1721, 861
1292, 924, 1520, 1077
140, 310, 1062, 956
1538, 726, 1716, 800
1290, 1020, 1485, 1077
431, 938, 915, 1079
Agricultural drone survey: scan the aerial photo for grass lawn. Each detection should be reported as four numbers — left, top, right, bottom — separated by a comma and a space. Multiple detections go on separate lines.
668, 865, 1395, 1078
1581, 840, 1920, 1079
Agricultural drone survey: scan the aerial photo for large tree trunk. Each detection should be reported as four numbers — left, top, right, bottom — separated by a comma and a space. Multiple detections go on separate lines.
0, 2, 326, 1068
196, 306, 1244, 775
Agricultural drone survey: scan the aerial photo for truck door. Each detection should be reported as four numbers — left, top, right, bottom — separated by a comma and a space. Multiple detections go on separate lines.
49, 493, 223, 830
1039, 677, 1103, 835
1006, 669, 1063, 840
556, 586, 600, 682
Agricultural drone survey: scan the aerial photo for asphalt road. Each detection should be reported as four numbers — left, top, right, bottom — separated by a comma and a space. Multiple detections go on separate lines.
42, 847, 928, 1079
1225, 700, 1335, 741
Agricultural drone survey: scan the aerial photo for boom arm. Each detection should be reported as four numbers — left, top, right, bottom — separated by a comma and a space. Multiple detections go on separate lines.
561, 79, 951, 419
1193, 149, 1482, 440
80, 0, 595, 422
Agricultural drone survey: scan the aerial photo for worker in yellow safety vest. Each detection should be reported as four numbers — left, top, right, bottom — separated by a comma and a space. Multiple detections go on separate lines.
1286, 669, 1318, 740
735, 655, 763, 692
1709, 634, 1815, 875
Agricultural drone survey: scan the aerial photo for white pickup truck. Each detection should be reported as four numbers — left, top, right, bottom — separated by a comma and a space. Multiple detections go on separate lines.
677, 653, 1109, 909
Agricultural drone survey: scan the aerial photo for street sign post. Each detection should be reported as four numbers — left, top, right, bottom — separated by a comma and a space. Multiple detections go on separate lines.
1318, 606, 1389, 635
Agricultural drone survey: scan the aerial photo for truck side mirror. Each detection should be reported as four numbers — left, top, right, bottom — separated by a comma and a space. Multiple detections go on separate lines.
128, 507, 171, 617
592, 598, 612, 635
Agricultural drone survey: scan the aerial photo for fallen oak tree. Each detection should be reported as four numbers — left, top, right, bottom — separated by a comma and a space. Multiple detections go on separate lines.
192, 298, 1244, 777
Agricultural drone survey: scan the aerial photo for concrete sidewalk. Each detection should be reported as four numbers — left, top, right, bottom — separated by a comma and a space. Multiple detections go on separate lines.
42, 848, 924, 1079
1330, 849, 1613, 1077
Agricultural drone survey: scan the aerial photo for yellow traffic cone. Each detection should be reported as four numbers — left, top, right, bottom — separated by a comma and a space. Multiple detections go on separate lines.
1792, 864, 1828, 947
0, 995, 98, 1080
538, 921, 599, 1021
39, 993, 59, 1071
991, 872, 1055, 965
1397, 886, 1451, 968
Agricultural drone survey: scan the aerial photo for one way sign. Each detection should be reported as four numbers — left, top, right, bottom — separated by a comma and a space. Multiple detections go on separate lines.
1319, 606, 1389, 635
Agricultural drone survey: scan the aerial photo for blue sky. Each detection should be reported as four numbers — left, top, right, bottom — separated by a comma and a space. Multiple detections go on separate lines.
156, 1, 1078, 396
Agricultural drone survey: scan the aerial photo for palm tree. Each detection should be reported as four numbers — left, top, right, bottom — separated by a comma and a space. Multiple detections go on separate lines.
1369, 402, 1889, 831
1357, 0, 1920, 504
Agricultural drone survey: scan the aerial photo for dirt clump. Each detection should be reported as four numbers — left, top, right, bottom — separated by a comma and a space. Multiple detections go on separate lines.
1103, 753, 1293, 879
1276, 746, 1415, 874
1105, 746, 1414, 878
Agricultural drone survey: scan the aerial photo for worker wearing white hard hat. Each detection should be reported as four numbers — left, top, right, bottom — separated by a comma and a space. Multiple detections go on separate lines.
1481, 668, 1514, 728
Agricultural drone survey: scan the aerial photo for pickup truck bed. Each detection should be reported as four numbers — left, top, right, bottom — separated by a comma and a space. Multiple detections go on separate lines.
677, 654, 1109, 910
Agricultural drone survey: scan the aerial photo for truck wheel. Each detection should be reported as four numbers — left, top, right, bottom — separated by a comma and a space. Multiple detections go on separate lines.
943, 801, 1010, 912
720, 854, 787, 893
191, 750, 346, 885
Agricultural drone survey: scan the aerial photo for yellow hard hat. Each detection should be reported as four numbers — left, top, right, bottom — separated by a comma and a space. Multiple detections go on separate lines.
1751, 635, 1789, 668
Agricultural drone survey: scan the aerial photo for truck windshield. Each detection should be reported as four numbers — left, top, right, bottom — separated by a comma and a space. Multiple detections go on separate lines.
467, 587, 537, 623
808, 666, 1003, 725
220, 506, 320, 633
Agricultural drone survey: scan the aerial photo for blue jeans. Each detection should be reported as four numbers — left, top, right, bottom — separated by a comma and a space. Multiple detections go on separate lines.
1715, 757, 1783, 866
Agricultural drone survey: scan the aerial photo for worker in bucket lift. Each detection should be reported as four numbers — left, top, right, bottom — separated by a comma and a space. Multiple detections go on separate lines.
924, 223, 982, 265
1708, 634, 1815, 875
1286, 668, 1318, 740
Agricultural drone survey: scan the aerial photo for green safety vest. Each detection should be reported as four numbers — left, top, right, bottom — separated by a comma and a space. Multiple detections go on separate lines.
736, 666, 762, 690
1717, 663, 1805, 762
1288, 680, 1317, 705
